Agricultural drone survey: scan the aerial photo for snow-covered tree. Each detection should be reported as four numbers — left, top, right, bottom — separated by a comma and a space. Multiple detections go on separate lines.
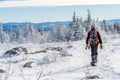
113, 22, 120, 33
0, 22, 4, 43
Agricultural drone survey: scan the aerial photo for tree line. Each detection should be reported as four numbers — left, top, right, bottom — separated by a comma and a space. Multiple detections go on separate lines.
0, 10, 120, 44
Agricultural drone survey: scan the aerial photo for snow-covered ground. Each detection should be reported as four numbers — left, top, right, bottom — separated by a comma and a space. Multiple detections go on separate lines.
0, 34, 120, 80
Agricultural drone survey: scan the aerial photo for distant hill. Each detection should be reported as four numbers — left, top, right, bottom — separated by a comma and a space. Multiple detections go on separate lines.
2, 21, 71, 32
2, 19, 120, 32
102, 19, 120, 24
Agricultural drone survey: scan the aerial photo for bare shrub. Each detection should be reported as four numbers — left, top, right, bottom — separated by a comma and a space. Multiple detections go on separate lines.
36, 64, 49, 80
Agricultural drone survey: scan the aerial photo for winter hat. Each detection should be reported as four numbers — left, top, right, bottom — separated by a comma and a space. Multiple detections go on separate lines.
91, 25, 95, 29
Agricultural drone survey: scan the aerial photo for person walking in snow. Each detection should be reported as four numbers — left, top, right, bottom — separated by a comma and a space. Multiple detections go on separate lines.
86, 25, 103, 66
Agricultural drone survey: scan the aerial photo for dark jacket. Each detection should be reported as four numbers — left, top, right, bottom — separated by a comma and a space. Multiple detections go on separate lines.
86, 29, 102, 44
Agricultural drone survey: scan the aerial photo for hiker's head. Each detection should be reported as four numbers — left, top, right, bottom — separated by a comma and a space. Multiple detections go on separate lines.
91, 25, 95, 30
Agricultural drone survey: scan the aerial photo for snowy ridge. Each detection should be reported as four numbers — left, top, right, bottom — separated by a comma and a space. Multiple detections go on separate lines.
0, 34, 120, 80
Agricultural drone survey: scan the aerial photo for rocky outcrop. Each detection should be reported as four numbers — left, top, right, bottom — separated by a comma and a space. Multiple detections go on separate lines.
0, 69, 5, 73
23, 61, 34, 68
3, 47, 28, 57
87, 75, 100, 79
31, 47, 63, 54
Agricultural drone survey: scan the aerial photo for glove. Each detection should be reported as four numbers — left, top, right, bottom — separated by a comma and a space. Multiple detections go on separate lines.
100, 44, 103, 49
85, 44, 90, 49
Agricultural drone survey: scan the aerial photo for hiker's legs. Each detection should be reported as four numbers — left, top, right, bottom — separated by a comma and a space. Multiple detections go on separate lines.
94, 44, 98, 62
91, 44, 98, 62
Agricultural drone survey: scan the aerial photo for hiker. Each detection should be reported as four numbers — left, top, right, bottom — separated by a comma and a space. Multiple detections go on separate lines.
85, 25, 103, 65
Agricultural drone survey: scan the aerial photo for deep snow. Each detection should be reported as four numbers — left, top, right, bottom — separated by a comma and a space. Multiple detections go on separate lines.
0, 34, 120, 80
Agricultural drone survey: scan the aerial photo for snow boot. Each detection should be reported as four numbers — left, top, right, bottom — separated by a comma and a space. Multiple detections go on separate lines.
91, 62, 96, 66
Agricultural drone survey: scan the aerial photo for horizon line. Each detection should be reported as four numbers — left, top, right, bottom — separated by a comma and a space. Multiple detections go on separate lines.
1, 18, 120, 23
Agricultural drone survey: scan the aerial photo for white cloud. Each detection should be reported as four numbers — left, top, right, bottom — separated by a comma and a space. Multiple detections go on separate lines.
0, 0, 120, 8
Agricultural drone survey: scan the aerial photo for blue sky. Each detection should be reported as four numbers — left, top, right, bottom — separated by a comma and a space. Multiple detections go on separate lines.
0, 3, 120, 22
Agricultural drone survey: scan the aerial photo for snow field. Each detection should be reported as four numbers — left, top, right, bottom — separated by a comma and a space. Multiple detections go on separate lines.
0, 35, 120, 80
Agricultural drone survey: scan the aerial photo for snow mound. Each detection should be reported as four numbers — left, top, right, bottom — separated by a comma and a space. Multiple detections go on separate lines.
37, 47, 72, 65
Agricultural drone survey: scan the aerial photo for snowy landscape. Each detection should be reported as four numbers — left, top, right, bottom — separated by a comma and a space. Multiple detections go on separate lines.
0, 22, 120, 80
0, 4, 120, 80
0, 33, 120, 80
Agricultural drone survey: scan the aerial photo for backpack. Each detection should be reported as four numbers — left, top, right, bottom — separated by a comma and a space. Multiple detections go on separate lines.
89, 30, 98, 44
